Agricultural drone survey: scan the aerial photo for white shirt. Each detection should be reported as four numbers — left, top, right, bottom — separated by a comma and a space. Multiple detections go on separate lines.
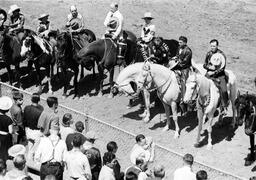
64, 148, 91, 179
124, 166, 148, 180
98, 165, 115, 180
130, 144, 151, 165
34, 135, 67, 163
104, 10, 123, 37
173, 166, 196, 180
60, 126, 74, 141
141, 23, 156, 43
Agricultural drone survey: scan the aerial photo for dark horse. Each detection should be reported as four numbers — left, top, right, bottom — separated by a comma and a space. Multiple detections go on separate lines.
235, 91, 256, 166
0, 28, 35, 87
56, 29, 96, 98
20, 34, 55, 94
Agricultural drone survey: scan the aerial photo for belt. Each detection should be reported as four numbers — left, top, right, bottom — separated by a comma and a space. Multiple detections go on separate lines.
70, 177, 79, 180
42, 161, 61, 166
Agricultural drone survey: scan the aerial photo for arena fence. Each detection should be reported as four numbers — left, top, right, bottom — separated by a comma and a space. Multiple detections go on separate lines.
0, 82, 246, 180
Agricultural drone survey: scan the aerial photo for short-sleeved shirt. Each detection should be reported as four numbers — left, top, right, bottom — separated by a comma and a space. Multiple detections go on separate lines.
66, 132, 86, 151
82, 144, 102, 172
60, 126, 74, 141
10, 104, 23, 126
173, 166, 196, 180
0, 114, 13, 133
37, 110, 59, 136
23, 104, 43, 130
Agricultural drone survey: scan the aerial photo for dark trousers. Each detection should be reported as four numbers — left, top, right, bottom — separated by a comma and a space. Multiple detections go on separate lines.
40, 162, 64, 180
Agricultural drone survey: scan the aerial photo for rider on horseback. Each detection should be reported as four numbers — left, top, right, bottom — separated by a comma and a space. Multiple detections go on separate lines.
104, 2, 127, 61
171, 36, 192, 114
66, 5, 84, 34
203, 39, 228, 115
8, 5, 25, 33
150, 37, 170, 65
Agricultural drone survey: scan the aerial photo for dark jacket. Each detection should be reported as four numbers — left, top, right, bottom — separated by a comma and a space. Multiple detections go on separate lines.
173, 45, 192, 70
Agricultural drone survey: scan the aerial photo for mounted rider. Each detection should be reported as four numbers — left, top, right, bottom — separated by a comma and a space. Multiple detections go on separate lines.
170, 36, 192, 113
104, 2, 127, 61
0, 8, 7, 32
150, 36, 170, 66
8, 5, 25, 34
203, 39, 228, 115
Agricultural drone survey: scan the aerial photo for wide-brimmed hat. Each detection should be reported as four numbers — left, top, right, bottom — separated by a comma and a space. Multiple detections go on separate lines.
210, 52, 225, 66
0, 8, 7, 22
8, 144, 26, 158
85, 131, 98, 140
0, 96, 13, 111
142, 12, 154, 19
38, 13, 49, 20
8, 4, 21, 14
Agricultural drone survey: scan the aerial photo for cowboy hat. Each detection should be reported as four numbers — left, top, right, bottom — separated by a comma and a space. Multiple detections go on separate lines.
8, 144, 26, 158
8, 4, 21, 14
108, 17, 119, 31
142, 12, 154, 19
210, 52, 225, 66
38, 13, 49, 20
85, 131, 98, 140
0, 8, 7, 22
0, 96, 13, 111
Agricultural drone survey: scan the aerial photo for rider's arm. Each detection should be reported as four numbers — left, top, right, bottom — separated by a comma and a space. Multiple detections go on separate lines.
17, 15, 25, 29
142, 25, 155, 42
203, 52, 211, 70
104, 11, 112, 27
177, 47, 192, 68
72, 15, 84, 33
112, 13, 123, 39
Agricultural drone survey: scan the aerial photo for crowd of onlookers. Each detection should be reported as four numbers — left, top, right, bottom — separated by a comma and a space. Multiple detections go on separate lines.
0, 89, 212, 180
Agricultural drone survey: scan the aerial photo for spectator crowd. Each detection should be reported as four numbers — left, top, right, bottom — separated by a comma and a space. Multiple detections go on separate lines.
0, 89, 210, 180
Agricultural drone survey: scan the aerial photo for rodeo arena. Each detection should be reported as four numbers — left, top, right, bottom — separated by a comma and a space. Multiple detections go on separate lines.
1, 0, 256, 179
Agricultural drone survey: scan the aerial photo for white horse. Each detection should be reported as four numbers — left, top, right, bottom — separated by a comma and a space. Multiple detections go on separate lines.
183, 69, 237, 149
112, 63, 153, 122
135, 61, 181, 138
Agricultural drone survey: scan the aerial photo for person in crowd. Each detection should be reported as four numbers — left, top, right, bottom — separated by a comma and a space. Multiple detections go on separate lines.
8, 144, 26, 159
83, 131, 102, 180
8, 4, 25, 32
10, 90, 24, 144
196, 170, 207, 180
23, 93, 44, 160
125, 171, 138, 180
130, 134, 155, 165
99, 152, 117, 180
139, 12, 155, 45
66, 5, 84, 34
5, 154, 28, 180
66, 121, 86, 151
107, 141, 123, 180
203, 39, 228, 115
125, 157, 150, 180
153, 165, 165, 180
34, 124, 66, 180
173, 153, 196, 180
0, 8, 7, 31
171, 36, 192, 114
0, 159, 7, 179
0, 96, 13, 161
64, 134, 92, 180
60, 113, 74, 141
37, 96, 59, 136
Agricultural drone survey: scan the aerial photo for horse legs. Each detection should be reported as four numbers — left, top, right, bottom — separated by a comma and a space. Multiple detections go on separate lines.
108, 68, 114, 98
46, 64, 53, 94
14, 64, 21, 88
171, 101, 179, 139
5, 64, 13, 85
34, 62, 43, 94
230, 84, 238, 128
194, 108, 205, 148
97, 65, 104, 97
73, 66, 79, 99
162, 102, 171, 132
245, 134, 255, 166
79, 65, 84, 81
62, 68, 68, 98
140, 89, 150, 123
206, 113, 214, 150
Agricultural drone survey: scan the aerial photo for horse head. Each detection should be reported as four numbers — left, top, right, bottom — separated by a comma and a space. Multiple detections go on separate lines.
56, 31, 72, 61
184, 72, 199, 104
20, 35, 33, 57
135, 61, 153, 91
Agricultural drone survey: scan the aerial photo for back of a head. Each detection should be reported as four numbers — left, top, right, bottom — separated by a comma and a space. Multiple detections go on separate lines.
62, 113, 72, 126
126, 171, 138, 180
107, 141, 118, 153
135, 134, 145, 143
183, 153, 194, 166
31, 93, 40, 103
75, 121, 84, 133
135, 157, 144, 166
154, 165, 165, 179
72, 134, 82, 148
103, 152, 116, 165
196, 170, 208, 180
46, 96, 58, 108
0, 159, 6, 175
12, 89, 23, 101
44, 175, 56, 180
13, 154, 26, 171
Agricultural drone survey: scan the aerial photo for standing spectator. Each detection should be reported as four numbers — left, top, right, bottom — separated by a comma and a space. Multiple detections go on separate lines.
153, 165, 165, 180
83, 131, 102, 180
173, 153, 196, 180
125, 157, 149, 180
0, 159, 7, 179
125, 171, 137, 180
5, 154, 28, 179
196, 170, 207, 180
10, 90, 25, 144
130, 134, 155, 165
23, 93, 44, 160
66, 121, 86, 151
0, 96, 13, 161
34, 124, 66, 180
60, 113, 74, 141
107, 141, 123, 180
64, 134, 92, 180
99, 152, 117, 180
37, 96, 59, 136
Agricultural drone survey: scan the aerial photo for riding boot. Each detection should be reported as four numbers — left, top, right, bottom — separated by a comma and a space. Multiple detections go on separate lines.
180, 101, 187, 116
220, 91, 229, 115
117, 40, 127, 65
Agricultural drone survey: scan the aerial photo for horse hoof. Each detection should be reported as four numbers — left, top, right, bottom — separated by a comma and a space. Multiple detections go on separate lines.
174, 132, 180, 139
48, 90, 53, 95
206, 144, 213, 150
162, 126, 170, 132
194, 143, 200, 148
143, 117, 150, 123
108, 93, 114, 99
97, 92, 103, 97
62, 94, 67, 99
139, 113, 147, 118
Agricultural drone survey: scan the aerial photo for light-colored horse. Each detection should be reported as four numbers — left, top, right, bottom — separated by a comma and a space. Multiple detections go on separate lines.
135, 61, 181, 138
113, 63, 153, 122
183, 69, 237, 149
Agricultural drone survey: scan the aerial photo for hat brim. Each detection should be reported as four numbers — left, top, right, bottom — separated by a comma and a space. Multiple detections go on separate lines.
8, 145, 26, 157
38, 15, 49, 20
0, 9, 7, 21
8, 7, 20, 14
142, 17, 154, 20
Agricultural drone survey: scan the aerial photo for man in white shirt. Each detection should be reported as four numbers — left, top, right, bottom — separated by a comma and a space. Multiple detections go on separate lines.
173, 153, 196, 180
34, 124, 67, 180
5, 154, 28, 180
64, 134, 92, 180
125, 157, 149, 180
60, 113, 74, 141
99, 152, 116, 180
140, 12, 155, 44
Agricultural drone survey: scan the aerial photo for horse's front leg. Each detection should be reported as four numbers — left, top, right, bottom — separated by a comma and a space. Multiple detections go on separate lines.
162, 102, 171, 132
245, 134, 255, 166
73, 66, 79, 99
79, 65, 84, 81
47, 64, 53, 95
62, 68, 68, 98
5, 64, 13, 85
206, 113, 214, 150
140, 89, 151, 123
194, 108, 205, 148
14, 64, 21, 88
34, 62, 42, 94
108, 68, 114, 98
97, 65, 104, 97
171, 101, 179, 139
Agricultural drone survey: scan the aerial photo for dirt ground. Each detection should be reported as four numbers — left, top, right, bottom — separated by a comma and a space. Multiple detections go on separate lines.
2, 0, 256, 179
